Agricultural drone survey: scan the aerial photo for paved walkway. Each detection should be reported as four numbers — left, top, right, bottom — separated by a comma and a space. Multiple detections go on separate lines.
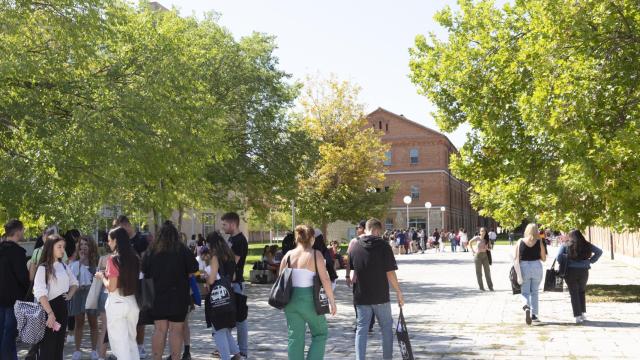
20, 245, 640, 359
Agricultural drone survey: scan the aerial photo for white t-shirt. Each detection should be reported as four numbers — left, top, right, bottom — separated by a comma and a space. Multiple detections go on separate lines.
69, 261, 94, 287
489, 231, 497, 241
33, 262, 78, 300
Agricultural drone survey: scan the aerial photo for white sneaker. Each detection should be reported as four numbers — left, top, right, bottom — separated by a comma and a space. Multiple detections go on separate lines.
72, 351, 82, 360
91, 350, 100, 360
138, 346, 147, 359
67, 334, 75, 344
575, 316, 584, 324
581, 313, 587, 321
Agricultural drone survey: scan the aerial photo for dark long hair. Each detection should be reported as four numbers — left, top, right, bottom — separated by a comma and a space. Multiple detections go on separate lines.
281, 232, 295, 256
206, 231, 234, 263
567, 229, 592, 260
151, 221, 181, 254
312, 233, 328, 253
38, 235, 66, 283
108, 227, 139, 296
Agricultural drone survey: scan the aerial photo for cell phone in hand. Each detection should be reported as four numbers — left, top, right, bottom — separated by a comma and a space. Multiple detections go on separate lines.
53, 321, 61, 332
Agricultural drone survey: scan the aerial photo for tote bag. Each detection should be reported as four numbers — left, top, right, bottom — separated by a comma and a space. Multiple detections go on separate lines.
205, 262, 236, 330
85, 278, 103, 310
313, 250, 330, 315
543, 259, 564, 292
395, 308, 415, 360
268, 257, 293, 310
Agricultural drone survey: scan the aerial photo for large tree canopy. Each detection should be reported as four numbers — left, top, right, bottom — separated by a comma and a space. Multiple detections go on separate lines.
409, 0, 640, 230
0, 0, 301, 230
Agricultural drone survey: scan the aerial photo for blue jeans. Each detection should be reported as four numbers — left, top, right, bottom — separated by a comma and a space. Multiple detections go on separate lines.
212, 328, 240, 360
232, 283, 248, 355
0, 306, 18, 360
355, 302, 393, 360
520, 260, 543, 315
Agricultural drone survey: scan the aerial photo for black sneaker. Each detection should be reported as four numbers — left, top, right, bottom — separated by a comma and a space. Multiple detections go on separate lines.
524, 305, 532, 325
531, 315, 540, 323
182, 353, 192, 360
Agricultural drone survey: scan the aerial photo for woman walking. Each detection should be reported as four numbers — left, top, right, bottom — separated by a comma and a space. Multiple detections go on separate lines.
96, 227, 141, 360
33, 235, 78, 360
558, 229, 602, 324
142, 221, 198, 360
514, 223, 546, 325
469, 227, 493, 291
69, 236, 100, 360
280, 225, 337, 360
459, 228, 469, 252
204, 231, 242, 360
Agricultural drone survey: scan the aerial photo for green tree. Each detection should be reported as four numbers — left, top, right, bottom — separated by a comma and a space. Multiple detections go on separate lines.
0, 0, 301, 229
294, 76, 394, 234
409, 0, 640, 231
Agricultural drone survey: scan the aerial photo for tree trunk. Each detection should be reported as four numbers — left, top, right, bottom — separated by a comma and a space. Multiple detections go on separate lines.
177, 205, 184, 234
152, 208, 159, 234
321, 223, 329, 242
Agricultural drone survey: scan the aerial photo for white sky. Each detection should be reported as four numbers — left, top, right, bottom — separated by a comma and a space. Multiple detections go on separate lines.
164, 0, 474, 149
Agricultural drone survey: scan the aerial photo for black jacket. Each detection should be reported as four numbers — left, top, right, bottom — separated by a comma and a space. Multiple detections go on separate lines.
0, 241, 30, 306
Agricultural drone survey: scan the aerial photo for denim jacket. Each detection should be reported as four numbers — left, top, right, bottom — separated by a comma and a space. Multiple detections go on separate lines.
557, 244, 603, 269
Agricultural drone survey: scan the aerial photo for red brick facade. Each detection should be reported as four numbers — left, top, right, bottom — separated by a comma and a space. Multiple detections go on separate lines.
367, 108, 495, 233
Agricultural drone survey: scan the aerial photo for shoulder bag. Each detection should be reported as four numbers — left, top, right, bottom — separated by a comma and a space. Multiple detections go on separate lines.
313, 250, 330, 315
268, 256, 292, 309
543, 258, 564, 292
205, 259, 236, 330
14, 281, 46, 344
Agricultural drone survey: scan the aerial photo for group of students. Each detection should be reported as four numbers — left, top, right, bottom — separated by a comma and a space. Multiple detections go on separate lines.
465, 223, 604, 325
0, 212, 250, 360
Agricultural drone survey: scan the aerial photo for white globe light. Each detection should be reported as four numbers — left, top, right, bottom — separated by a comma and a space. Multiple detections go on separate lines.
441, 206, 446, 211
424, 202, 432, 209
403, 196, 412, 205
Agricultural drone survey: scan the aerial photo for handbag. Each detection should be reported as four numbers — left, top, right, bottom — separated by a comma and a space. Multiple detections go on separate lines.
543, 259, 564, 292
136, 278, 155, 311
509, 265, 521, 295
395, 307, 415, 360
487, 250, 492, 265
205, 260, 236, 330
268, 257, 293, 309
85, 277, 103, 310
14, 282, 46, 344
313, 250, 330, 315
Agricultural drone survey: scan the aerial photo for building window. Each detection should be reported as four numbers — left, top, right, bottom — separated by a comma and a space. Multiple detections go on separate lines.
411, 185, 419, 199
379, 121, 382, 129
384, 151, 392, 166
410, 148, 419, 164
385, 218, 394, 231
409, 217, 426, 230
385, 123, 389, 132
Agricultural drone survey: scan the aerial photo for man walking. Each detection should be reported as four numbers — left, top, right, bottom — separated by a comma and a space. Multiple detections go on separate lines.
0, 219, 30, 360
350, 219, 404, 360
346, 221, 375, 333
222, 212, 249, 358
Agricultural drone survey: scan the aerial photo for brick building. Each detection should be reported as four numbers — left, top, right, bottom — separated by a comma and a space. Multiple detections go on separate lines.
368, 108, 494, 234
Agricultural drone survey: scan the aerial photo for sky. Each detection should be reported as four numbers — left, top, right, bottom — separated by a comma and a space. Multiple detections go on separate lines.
164, 0, 471, 149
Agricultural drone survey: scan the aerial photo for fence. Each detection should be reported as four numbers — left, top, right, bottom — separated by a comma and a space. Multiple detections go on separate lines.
586, 226, 640, 258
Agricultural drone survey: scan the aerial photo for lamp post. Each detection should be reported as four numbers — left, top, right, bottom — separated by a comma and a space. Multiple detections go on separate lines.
403, 196, 412, 229
424, 202, 432, 234
440, 206, 446, 231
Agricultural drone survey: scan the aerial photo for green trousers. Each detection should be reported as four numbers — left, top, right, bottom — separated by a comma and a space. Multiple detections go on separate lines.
284, 287, 328, 360
475, 251, 494, 290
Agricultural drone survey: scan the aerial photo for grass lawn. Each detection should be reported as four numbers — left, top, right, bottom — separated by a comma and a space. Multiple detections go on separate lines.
586, 284, 640, 303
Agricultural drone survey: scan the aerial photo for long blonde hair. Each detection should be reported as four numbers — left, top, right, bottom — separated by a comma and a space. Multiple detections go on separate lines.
523, 223, 539, 245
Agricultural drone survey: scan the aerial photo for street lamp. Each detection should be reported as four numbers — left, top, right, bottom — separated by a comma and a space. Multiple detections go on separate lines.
424, 202, 432, 234
440, 206, 446, 231
403, 196, 412, 229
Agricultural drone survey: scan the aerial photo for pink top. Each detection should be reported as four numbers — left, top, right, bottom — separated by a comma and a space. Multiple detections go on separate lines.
105, 256, 119, 279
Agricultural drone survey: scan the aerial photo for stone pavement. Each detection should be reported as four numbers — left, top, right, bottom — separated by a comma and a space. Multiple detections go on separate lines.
21, 245, 640, 359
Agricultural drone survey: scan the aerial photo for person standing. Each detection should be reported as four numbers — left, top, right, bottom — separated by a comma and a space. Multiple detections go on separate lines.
95, 227, 141, 360
142, 221, 198, 360
469, 227, 493, 291
449, 230, 457, 252
33, 235, 79, 360
280, 225, 337, 360
95, 244, 113, 360
204, 232, 242, 360
558, 229, 603, 324
0, 219, 30, 360
488, 229, 497, 246
432, 228, 440, 252
350, 219, 404, 360
69, 236, 100, 360
513, 223, 546, 325
459, 228, 469, 252
346, 221, 375, 333
221, 212, 249, 358
418, 228, 426, 254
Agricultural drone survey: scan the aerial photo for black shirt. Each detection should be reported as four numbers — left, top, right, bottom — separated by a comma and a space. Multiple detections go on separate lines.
0, 241, 30, 306
229, 232, 248, 283
130, 232, 148, 256
349, 235, 398, 305
519, 240, 547, 261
